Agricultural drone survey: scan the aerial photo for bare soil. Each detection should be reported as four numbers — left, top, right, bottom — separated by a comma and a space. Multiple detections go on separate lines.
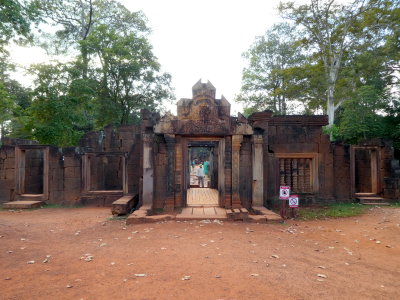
0, 206, 399, 300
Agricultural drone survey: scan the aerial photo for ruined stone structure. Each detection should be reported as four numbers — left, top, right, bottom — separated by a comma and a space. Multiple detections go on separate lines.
1, 81, 399, 211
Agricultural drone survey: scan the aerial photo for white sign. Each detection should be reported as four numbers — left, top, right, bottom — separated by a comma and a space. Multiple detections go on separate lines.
279, 186, 290, 200
289, 195, 299, 208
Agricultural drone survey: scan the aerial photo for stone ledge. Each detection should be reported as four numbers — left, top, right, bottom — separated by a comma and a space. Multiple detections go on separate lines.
252, 206, 283, 223
2, 201, 45, 209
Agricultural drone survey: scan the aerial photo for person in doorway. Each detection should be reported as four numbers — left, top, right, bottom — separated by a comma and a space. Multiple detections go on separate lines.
203, 160, 209, 176
196, 164, 205, 187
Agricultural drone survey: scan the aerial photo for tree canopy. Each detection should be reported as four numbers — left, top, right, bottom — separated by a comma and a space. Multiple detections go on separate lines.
1, 0, 173, 146
237, 0, 400, 146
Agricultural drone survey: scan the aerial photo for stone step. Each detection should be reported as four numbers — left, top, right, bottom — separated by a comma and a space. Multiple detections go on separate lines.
2, 201, 45, 209
225, 208, 250, 221
111, 194, 138, 216
355, 193, 378, 197
356, 196, 390, 206
251, 206, 283, 223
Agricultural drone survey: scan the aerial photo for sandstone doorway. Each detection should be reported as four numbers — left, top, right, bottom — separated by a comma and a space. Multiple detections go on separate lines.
351, 146, 380, 197
15, 146, 49, 201
183, 138, 225, 207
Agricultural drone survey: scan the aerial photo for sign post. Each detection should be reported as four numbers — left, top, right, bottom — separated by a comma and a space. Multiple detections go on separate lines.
279, 186, 290, 219
288, 194, 299, 218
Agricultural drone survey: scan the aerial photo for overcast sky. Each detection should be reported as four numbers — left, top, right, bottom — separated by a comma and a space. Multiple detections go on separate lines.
10, 0, 283, 114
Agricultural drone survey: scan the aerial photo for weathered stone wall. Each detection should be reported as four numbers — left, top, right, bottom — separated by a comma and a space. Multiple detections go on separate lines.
268, 116, 333, 206
0, 145, 16, 203
78, 124, 142, 205
333, 143, 351, 201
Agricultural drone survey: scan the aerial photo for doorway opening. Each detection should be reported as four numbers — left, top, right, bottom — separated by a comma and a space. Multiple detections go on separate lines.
351, 146, 380, 196
15, 146, 49, 200
185, 140, 221, 207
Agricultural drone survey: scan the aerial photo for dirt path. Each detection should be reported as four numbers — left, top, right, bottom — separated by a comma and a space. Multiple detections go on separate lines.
0, 206, 399, 300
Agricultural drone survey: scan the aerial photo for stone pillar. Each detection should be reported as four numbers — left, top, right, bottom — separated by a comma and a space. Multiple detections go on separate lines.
174, 136, 183, 207
252, 135, 264, 207
231, 135, 243, 208
142, 133, 154, 207
164, 134, 175, 211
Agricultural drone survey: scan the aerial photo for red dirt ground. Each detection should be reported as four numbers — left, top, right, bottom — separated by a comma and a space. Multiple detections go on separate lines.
0, 206, 399, 300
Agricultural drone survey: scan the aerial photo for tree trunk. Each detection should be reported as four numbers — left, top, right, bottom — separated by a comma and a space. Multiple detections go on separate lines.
327, 84, 335, 140
81, 44, 89, 79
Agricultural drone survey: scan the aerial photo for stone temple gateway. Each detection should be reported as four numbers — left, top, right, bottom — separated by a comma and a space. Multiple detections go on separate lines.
1, 81, 399, 219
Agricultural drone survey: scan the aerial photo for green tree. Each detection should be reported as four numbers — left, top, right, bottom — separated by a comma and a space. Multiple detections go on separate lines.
37, 0, 149, 79
237, 23, 308, 114
0, 0, 40, 53
279, 0, 396, 131
23, 62, 96, 146
85, 24, 172, 126
0, 82, 15, 137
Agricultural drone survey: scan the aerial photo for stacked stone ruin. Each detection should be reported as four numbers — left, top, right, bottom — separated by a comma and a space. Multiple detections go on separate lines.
1, 81, 399, 212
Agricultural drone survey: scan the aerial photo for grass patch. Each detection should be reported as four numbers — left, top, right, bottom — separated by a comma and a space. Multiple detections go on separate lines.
297, 203, 368, 220
108, 215, 128, 221
389, 202, 400, 208
39, 203, 84, 209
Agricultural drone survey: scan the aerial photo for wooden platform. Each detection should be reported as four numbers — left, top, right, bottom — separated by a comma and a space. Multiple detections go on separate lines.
2, 201, 45, 209
187, 188, 218, 206
176, 206, 227, 220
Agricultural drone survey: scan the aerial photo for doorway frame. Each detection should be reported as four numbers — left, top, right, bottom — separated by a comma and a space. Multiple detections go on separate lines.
15, 145, 49, 201
350, 146, 381, 197
181, 136, 225, 207
82, 152, 128, 194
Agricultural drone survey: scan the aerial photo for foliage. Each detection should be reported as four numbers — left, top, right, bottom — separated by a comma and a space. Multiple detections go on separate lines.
22, 62, 96, 146
237, 23, 310, 114
0, 0, 173, 146
238, 0, 400, 147
0, 0, 40, 53
85, 24, 172, 126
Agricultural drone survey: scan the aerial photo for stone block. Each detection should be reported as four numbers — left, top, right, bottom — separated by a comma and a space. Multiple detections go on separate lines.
271, 143, 318, 153
111, 194, 137, 215
64, 177, 81, 190
5, 169, 15, 180
64, 167, 76, 178
268, 126, 276, 136
320, 134, 330, 144
5, 159, 15, 169
64, 156, 80, 168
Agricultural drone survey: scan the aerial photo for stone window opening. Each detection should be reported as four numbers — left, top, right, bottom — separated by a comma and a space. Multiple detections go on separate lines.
276, 153, 319, 194
82, 153, 128, 193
